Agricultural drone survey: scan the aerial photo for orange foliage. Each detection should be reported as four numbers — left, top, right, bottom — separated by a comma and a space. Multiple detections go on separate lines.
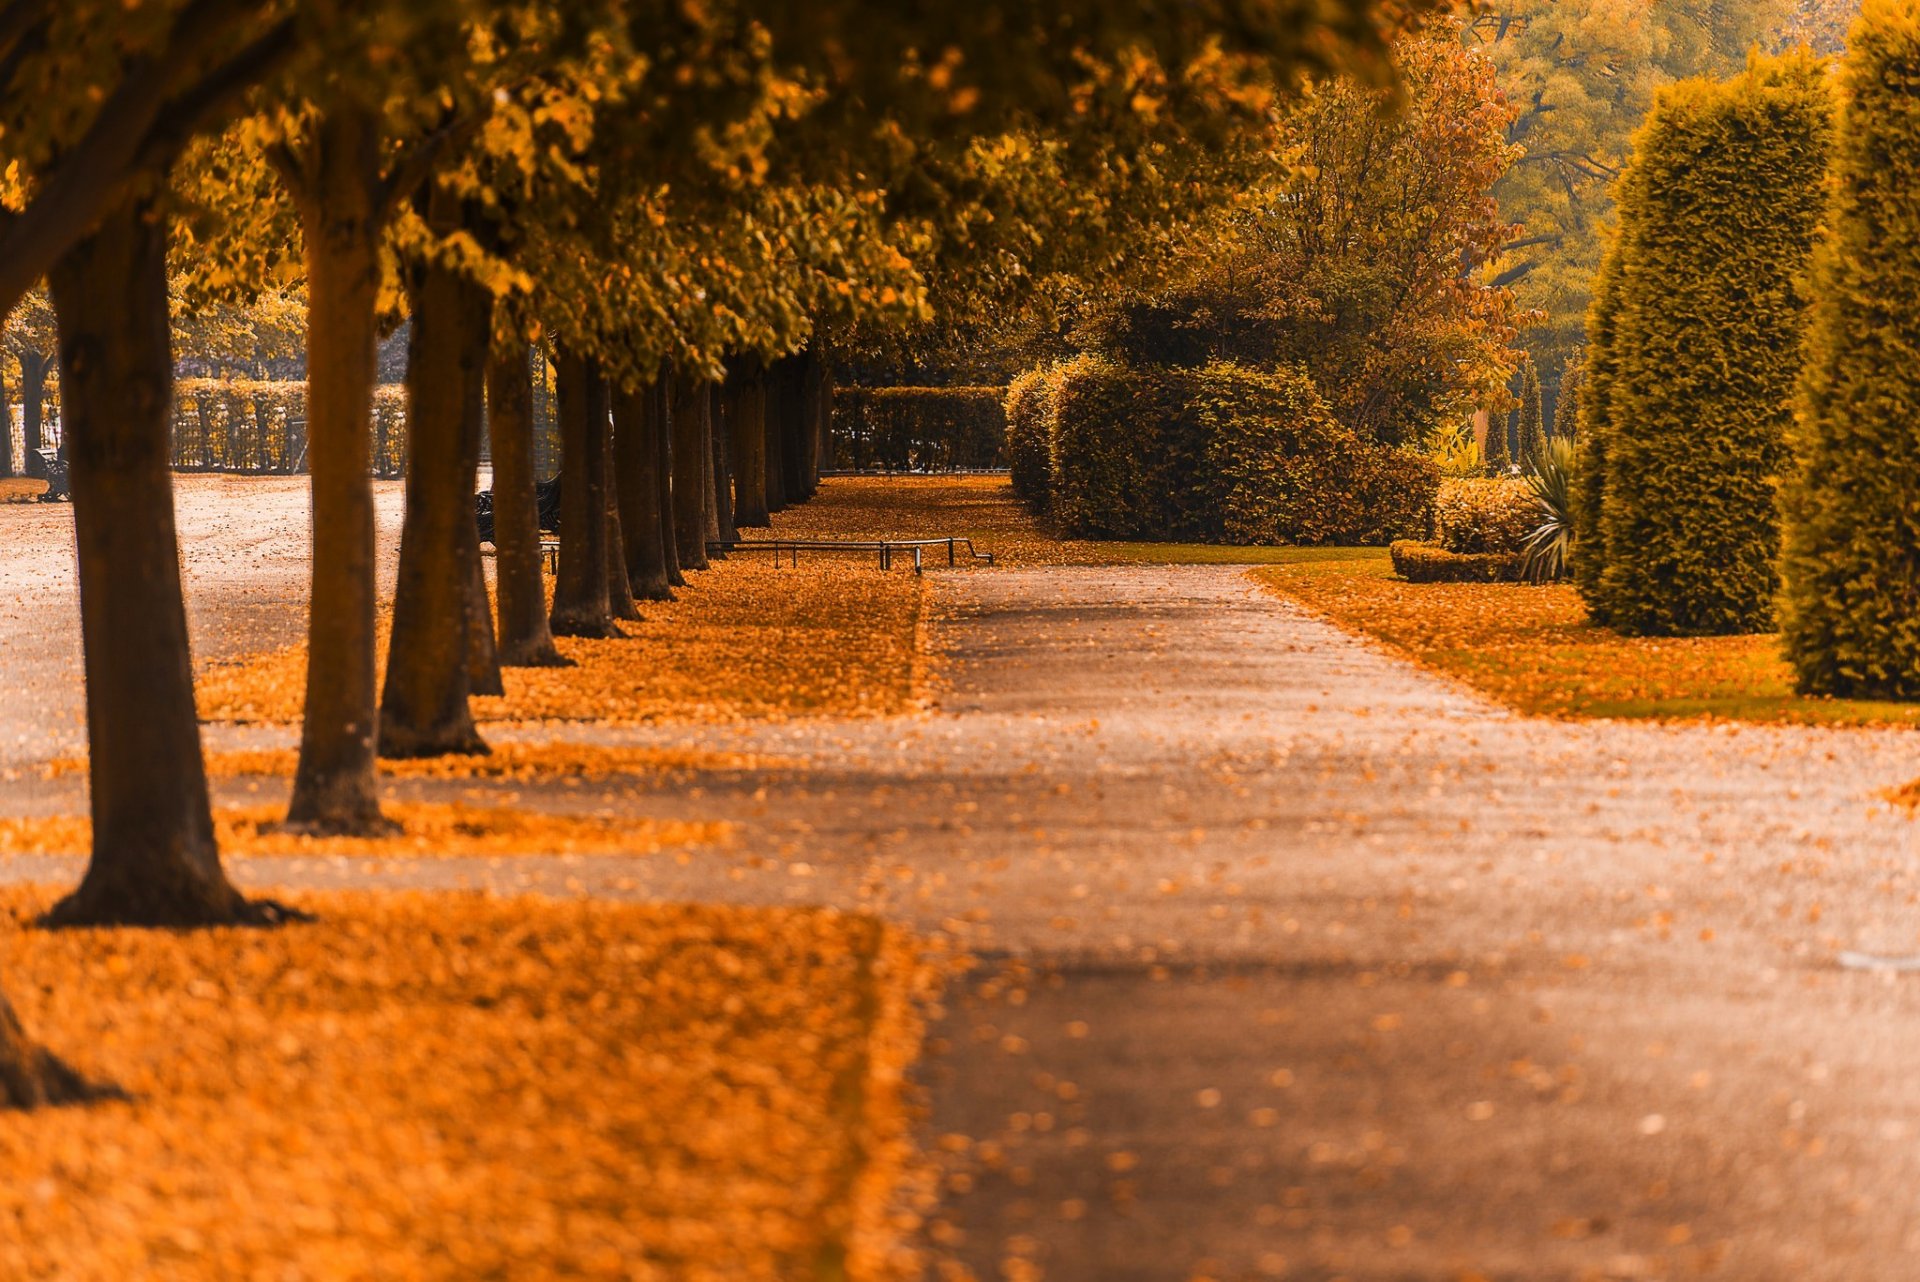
0, 890, 935, 1281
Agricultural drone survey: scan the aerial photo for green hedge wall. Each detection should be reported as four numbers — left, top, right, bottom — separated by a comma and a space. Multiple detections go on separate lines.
170, 380, 411, 477
1780, 1, 1920, 695
1003, 365, 1060, 510
832, 386, 1005, 471
1040, 356, 1437, 545
1580, 53, 1832, 636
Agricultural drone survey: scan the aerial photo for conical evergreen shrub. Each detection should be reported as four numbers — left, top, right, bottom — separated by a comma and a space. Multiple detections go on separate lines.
1587, 52, 1832, 636
1516, 358, 1547, 468
1781, 0, 1920, 695
1553, 355, 1582, 444
1482, 405, 1511, 474
1571, 245, 1624, 620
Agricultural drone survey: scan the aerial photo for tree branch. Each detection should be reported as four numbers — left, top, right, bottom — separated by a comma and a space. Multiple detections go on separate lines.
377, 105, 495, 221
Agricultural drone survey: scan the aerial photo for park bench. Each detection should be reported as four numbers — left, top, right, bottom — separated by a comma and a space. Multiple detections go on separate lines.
480, 536, 560, 573
707, 536, 995, 575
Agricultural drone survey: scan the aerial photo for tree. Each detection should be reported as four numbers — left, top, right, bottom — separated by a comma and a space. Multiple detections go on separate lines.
1583, 52, 1831, 636
1468, 0, 1794, 385
1484, 403, 1513, 473
1515, 356, 1546, 468
3, 292, 58, 478
1553, 353, 1583, 443
1780, 0, 1920, 695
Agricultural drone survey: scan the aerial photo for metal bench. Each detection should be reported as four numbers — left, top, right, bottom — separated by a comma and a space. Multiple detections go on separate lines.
707, 536, 995, 575
481, 536, 560, 573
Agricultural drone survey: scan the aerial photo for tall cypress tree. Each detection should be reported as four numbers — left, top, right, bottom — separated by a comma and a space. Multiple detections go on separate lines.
1483, 405, 1512, 473
1585, 52, 1832, 636
1516, 358, 1547, 468
1553, 354, 1583, 443
1781, 0, 1920, 695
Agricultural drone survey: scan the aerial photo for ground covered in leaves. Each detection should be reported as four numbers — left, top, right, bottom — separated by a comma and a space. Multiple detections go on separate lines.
0, 890, 934, 1282
1258, 554, 1920, 726
197, 557, 926, 727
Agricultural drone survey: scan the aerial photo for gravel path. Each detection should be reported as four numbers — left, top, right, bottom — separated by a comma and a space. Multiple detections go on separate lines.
5, 489, 1920, 1278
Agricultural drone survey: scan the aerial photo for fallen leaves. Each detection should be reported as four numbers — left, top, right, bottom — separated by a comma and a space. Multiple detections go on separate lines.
47, 742, 789, 782
0, 803, 729, 859
0, 890, 936, 1282
1256, 558, 1920, 727
198, 558, 926, 727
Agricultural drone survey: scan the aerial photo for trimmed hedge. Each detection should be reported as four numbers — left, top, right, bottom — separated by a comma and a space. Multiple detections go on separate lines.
1433, 478, 1537, 555
1041, 356, 1438, 545
1179, 362, 1435, 545
1582, 53, 1832, 636
1570, 241, 1625, 621
1781, 1, 1920, 695
1390, 540, 1525, 583
1049, 355, 1165, 537
833, 386, 1005, 471
1003, 365, 1060, 510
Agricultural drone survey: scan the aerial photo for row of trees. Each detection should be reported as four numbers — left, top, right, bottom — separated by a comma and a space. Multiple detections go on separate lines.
0, 1, 1443, 1101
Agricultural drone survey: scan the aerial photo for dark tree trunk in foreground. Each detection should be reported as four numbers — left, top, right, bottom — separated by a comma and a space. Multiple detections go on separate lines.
603, 423, 640, 621
551, 348, 619, 636
379, 188, 491, 758
654, 378, 683, 587
45, 198, 281, 927
614, 384, 672, 600
0, 993, 119, 1110
763, 361, 788, 514
284, 108, 391, 833
487, 340, 566, 666
730, 360, 770, 528
20, 350, 52, 478
670, 368, 712, 568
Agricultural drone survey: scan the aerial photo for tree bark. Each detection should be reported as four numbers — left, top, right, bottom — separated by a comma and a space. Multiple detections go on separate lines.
486, 339, 566, 666
654, 378, 683, 587
800, 346, 827, 498
711, 379, 738, 543
379, 186, 491, 758
670, 368, 712, 568
44, 197, 281, 927
763, 359, 788, 514
614, 383, 672, 600
603, 420, 640, 621
550, 348, 619, 636
0, 357, 12, 478
20, 351, 50, 478
0, 992, 119, 1110
775, 355, 809, 503
730, 359, 770, 528
284, 107, 392, 834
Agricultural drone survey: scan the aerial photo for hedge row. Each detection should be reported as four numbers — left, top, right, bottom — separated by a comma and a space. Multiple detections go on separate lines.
1574, 52, 1832, 636
1008, 356, 1438, 546
1390, 541, 1525, 583
831, 386, 1005, 471
1779, 0, 1920, 696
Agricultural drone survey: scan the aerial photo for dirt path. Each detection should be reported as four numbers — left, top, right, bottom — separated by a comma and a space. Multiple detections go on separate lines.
6, 490, 1920, 1277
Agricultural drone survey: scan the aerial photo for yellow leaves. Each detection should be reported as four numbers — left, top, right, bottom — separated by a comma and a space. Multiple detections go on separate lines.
0, 804, 729, 860
0, 890, 937, 1282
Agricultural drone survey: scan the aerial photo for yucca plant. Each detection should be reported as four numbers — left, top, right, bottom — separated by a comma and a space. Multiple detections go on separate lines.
1521, 436, 1577, 583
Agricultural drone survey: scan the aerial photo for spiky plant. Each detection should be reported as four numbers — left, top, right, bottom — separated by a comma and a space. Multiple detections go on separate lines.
1522, 437, 1578, 583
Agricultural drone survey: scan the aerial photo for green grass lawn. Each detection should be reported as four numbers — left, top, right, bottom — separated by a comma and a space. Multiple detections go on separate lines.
1256, 557, 1920, 728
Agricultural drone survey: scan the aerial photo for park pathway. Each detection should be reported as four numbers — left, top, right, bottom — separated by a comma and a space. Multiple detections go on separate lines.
8, 546, 1920, 1278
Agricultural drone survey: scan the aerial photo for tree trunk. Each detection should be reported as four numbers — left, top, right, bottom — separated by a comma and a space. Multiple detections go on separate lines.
775, 355, 809, 503
20, 352, 49, 478
614, 383, 672, 600
764, 359, 787, 514
0, 992, 118, 1109
45, 197, 278, 927
460, 306, 503, 695
670, 368, 712, 568
711, 379, 737, 543
0, 365, 11, 479
654, 378, 683, 587
800, 347, 827, 498
814, 358, 835, 479
550, 347, 619, 636
379, 187, 491, 758
487, 339, 566, 666
730, 360, 770, 528
603, 420, 640, 621
285, 108, 392, 834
